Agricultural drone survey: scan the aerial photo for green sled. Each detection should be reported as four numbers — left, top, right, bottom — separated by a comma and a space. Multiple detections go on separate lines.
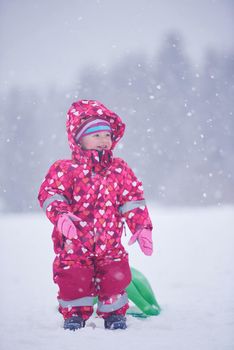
93, 267, 161, 318
126, 267, 161, 318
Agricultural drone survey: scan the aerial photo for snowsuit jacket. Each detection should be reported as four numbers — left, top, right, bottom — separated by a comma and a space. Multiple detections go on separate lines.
38, 100, 152, 263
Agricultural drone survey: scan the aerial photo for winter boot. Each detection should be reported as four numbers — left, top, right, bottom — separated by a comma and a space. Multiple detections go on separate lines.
104, 315, 127, 330
63, 316, 86, 331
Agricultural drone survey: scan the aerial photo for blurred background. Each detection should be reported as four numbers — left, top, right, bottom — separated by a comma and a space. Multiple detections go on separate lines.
0, 0, 233, 212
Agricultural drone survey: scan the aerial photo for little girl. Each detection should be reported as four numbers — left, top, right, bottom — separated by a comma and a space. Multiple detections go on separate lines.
38, 100, 153, 330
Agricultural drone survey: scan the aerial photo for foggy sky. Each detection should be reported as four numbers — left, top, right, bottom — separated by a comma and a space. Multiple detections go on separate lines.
0, 0, 233, 90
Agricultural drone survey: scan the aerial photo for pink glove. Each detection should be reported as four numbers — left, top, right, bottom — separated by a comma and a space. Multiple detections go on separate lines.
128, 228, 153, 256
57, 212, 79, 239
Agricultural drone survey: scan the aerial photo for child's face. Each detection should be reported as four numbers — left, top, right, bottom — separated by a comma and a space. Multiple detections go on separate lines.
80, 131, 112, 151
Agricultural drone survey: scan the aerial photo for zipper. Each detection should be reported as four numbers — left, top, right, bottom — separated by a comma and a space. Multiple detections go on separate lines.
123, 222, 127, 237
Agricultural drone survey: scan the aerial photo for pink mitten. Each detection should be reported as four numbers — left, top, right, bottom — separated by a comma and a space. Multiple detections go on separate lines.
128, 228, 153, 256
57, 212, 79, 239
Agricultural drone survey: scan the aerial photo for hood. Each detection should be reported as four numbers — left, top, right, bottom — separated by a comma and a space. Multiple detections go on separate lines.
66, 99, 125, 153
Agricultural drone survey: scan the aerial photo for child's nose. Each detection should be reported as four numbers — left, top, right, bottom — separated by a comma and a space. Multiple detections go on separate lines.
100, 139, 109, 148
101, 137, 108, 143
100, 141, 108, 147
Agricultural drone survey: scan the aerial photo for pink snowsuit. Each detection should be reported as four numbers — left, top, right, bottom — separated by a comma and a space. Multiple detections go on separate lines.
38, 100, 153, 320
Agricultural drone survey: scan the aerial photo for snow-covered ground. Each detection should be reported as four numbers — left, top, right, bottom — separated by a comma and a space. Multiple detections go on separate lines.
0, 206, 233, 350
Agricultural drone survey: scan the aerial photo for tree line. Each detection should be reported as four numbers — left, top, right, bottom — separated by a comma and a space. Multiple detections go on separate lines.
0, 33, 233, 212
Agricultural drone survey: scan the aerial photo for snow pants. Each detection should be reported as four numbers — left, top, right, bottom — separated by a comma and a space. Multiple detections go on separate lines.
53, 254, 132, 320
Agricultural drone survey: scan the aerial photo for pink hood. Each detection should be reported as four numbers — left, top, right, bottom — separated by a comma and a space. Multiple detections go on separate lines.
66, 100, 125, 153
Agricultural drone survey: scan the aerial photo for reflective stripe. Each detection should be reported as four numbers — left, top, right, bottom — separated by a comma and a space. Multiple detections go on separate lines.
119, 200, 146, 214
42, 194, 69, 212
58, 296, 95, 308
97, 293, 128, 313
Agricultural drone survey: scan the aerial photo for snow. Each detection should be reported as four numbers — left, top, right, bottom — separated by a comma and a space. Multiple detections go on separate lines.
0, 206, 234, 350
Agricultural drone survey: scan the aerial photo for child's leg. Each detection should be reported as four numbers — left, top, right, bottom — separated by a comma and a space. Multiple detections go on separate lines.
95, 256, 132, 318
53, 260, 96, 320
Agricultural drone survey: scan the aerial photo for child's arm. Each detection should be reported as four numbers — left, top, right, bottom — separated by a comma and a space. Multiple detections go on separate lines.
118, 160, 153, 255
38, 160, 74, 225
119, 160, 153, 233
